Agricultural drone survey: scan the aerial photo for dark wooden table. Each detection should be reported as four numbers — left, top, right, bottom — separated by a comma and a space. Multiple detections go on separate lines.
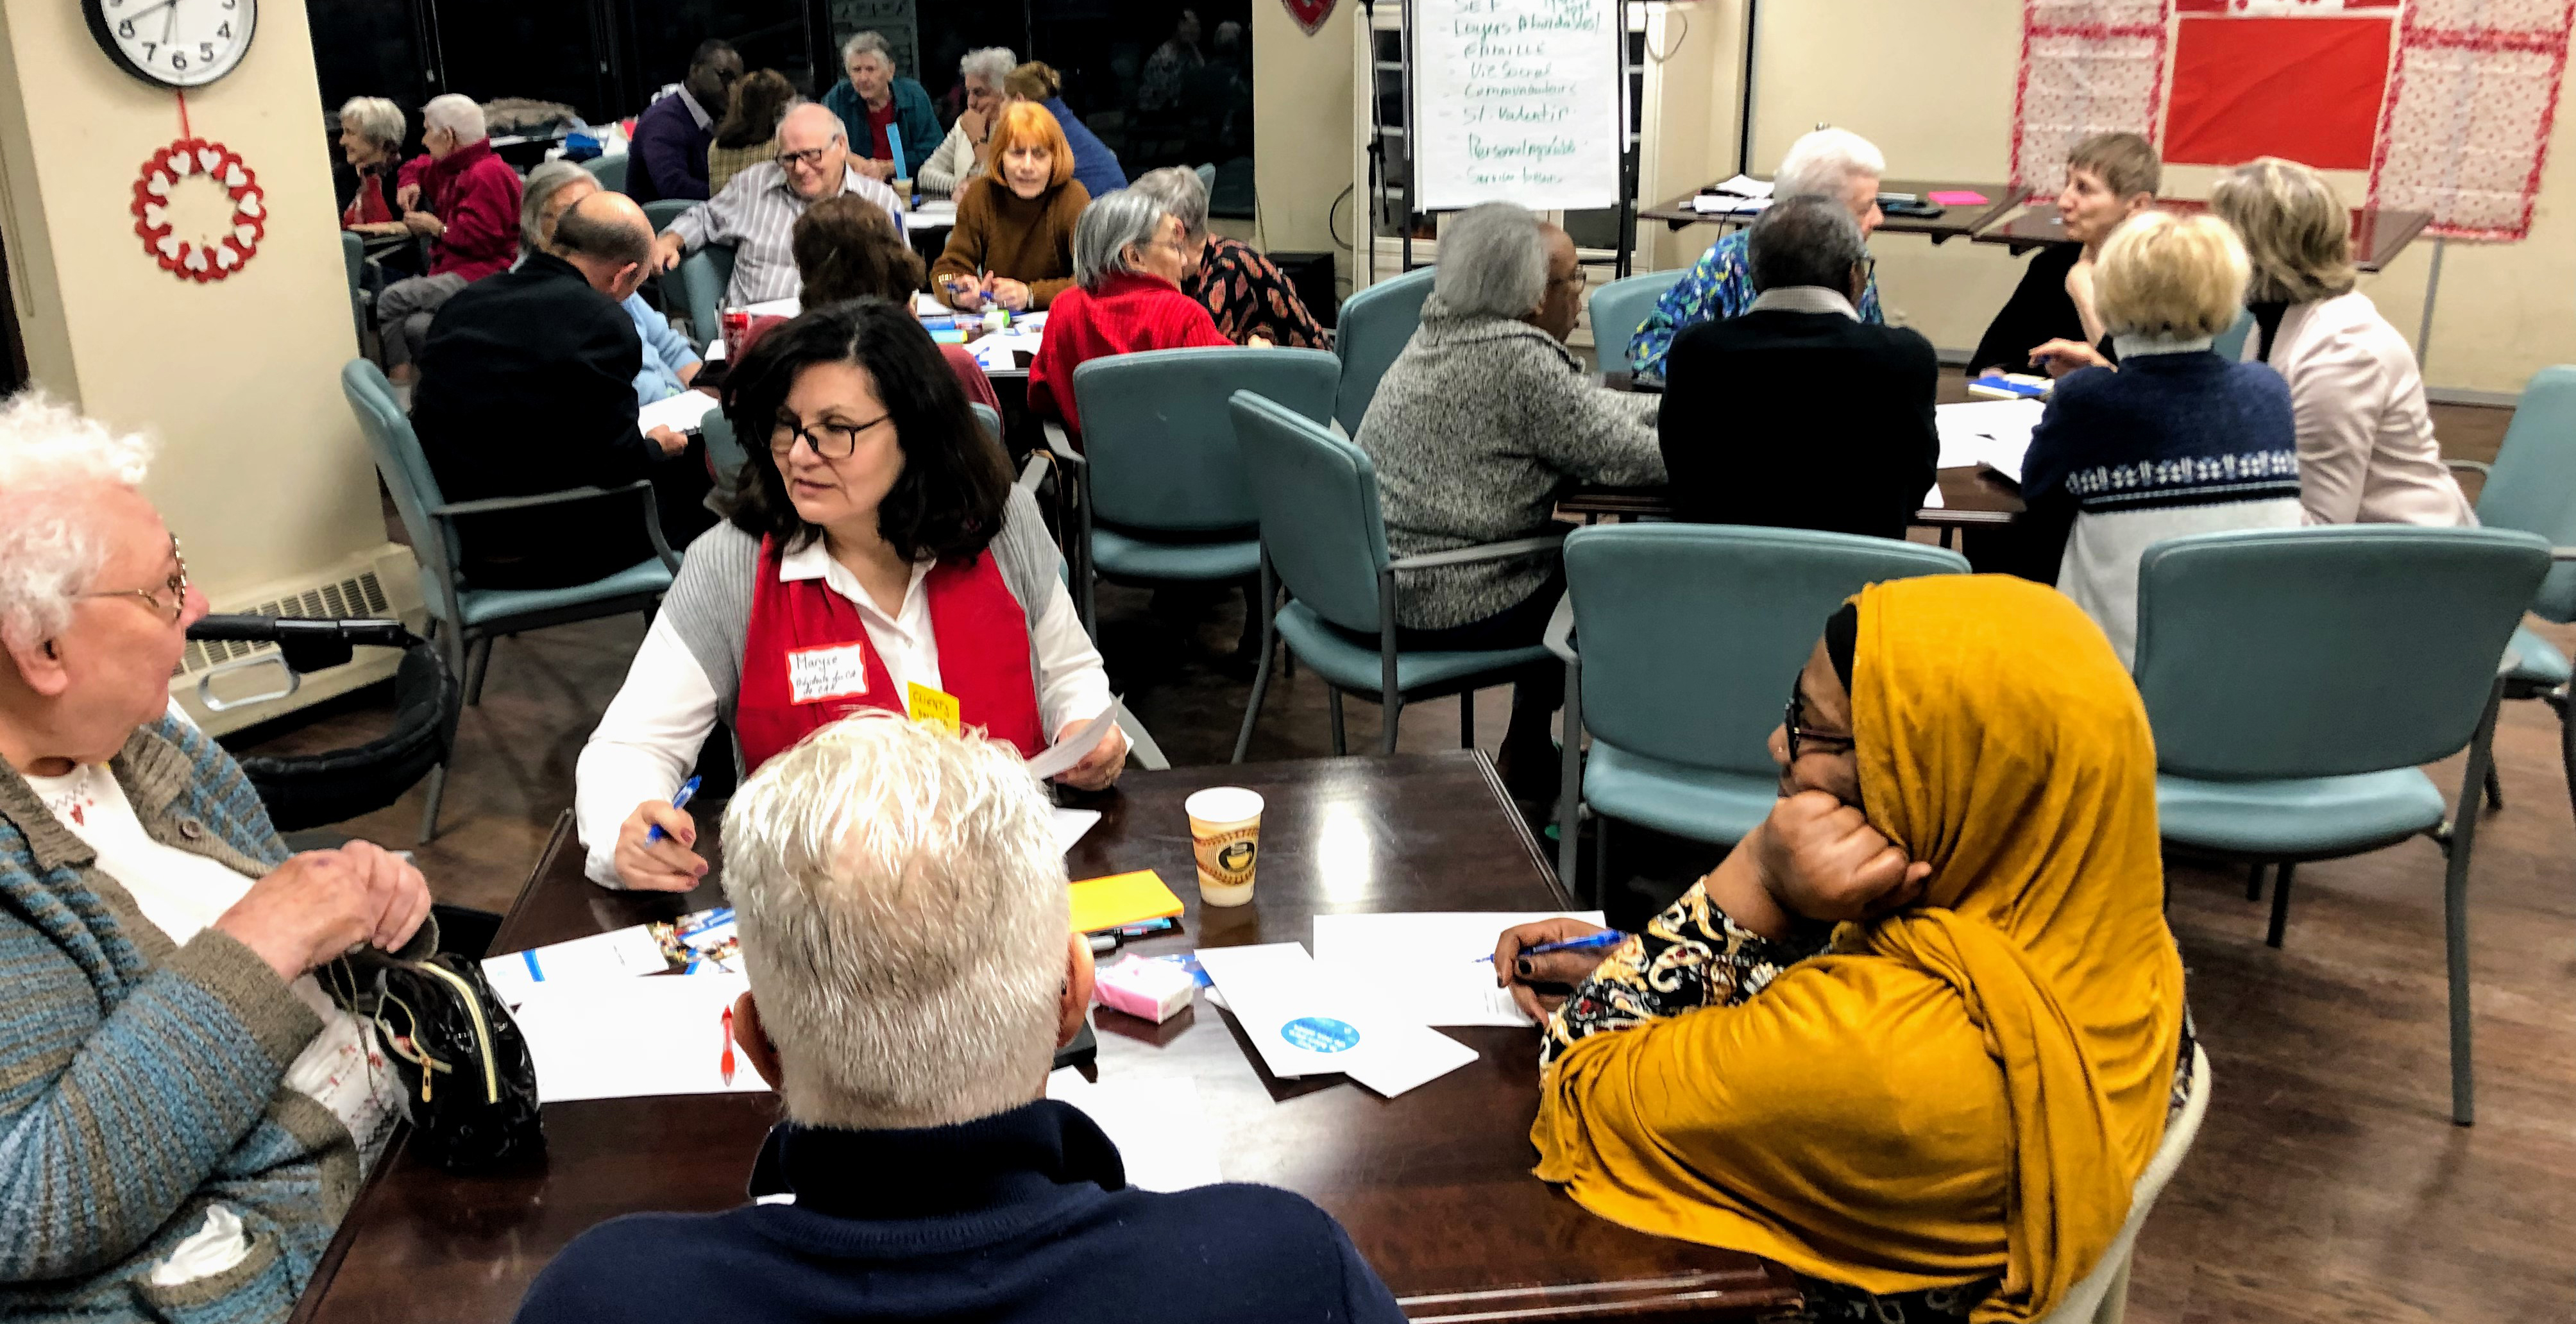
291, 752, 1799, 1323
1977, 200, 2431, 274
1640, 179, 2021, 245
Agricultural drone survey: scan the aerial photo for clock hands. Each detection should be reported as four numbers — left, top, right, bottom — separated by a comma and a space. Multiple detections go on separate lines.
115, 0, 179, 31
163, 0, 178, 46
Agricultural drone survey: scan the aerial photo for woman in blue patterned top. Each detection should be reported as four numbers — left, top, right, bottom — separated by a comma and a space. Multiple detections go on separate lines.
1626, 128, 1889, 377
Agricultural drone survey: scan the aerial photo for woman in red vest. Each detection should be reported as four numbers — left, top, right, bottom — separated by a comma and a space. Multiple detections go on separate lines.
573, 299, 1126, 891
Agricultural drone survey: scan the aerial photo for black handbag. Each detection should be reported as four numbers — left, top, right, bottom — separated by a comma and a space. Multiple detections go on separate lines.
365, 953, 547, 1171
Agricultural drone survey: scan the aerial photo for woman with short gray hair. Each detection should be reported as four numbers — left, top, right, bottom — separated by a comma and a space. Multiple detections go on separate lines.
1129, 166, 1331, 348
919, 46, 1020, 196
337, 96, 407, 237
1353, 201, 1663, 809
1027, 189, 1237, 443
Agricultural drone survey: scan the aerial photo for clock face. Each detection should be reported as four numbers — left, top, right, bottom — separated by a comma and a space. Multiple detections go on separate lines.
87, 0, 258, 88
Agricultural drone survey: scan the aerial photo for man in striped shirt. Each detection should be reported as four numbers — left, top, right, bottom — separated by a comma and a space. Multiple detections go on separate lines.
652, 103, 904, 307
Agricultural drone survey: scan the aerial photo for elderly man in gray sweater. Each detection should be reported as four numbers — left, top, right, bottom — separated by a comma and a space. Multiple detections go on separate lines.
1353, 201, 1663, 804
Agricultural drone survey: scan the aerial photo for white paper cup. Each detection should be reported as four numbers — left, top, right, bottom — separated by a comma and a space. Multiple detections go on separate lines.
1185, 786, 1264, 907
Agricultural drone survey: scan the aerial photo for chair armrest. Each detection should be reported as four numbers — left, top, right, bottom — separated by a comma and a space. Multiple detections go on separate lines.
1542, 594, 1576, 665
2446, 458, 2493, 477
429, 480, 655, 519
2553, 547, 2576, 563
1044, 421, 1085, 466
1016, 453, 1049, 493
1387, 533, 1568, 573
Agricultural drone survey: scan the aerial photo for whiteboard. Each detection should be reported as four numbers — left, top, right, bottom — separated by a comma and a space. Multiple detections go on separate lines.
1411, 0, 1624, 212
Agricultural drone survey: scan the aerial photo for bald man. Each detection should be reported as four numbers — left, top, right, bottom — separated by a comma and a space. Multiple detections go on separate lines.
412, 189, 695, 591
653, 102, 906, 306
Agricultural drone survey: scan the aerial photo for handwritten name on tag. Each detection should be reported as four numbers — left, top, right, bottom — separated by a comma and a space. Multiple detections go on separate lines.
786, 644, 869, 705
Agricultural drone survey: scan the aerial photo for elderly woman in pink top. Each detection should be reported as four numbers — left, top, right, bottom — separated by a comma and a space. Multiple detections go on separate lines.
2209, 157, 2474, 527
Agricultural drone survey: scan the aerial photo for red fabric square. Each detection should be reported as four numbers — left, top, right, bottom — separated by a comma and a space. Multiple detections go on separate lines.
2166, 15, 2395, 168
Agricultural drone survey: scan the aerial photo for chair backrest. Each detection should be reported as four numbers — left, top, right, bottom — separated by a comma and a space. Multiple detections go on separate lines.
340, 230, 364, 294
2133, 525, 2548, 779
339, 358, 458, 586
581, 152, 629, 194
2210, 307, 2256, 362
1073, 346, 1340, 534
1586, 269, 1679, 364
699, 403, 745, 502
1229, 389, 1391, 633
2034, 1048, 2212, 1324
971, 401, 1001, 439
1565, 524, 1969, 776
1332, 265, 1437, 434
2471, 364, 2576, 622
675, 243, 737, 347
641, 198, 693, 235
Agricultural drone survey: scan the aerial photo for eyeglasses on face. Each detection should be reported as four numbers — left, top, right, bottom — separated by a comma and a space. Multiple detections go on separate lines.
779, 138, 842, 169
1783, 677, 1856, 763
770, 412, 892, 459
80, 536, 191, 624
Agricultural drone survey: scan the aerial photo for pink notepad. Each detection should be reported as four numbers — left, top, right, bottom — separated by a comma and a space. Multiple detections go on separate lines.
1927, 190, 1990, 206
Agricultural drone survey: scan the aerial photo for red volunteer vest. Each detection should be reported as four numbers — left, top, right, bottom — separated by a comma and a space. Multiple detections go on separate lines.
734, 536, 1046, 772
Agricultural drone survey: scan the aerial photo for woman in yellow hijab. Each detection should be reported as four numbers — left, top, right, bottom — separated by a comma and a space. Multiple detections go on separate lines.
1500, 574, 2191, 1323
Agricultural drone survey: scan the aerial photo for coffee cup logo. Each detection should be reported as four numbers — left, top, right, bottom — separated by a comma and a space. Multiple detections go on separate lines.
1217, 840, 1255, 872
1194, 824, 1260, 888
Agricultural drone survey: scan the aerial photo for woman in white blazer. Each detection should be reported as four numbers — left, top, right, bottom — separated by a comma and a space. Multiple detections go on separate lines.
2210, 158, 2475, 527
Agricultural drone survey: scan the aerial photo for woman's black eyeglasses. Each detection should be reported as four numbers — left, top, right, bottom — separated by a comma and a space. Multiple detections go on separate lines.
1784, 679, 1855, 763
770, 413, 892, 459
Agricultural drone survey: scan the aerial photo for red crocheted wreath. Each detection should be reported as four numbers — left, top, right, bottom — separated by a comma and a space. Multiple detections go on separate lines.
130, 137, 266, 283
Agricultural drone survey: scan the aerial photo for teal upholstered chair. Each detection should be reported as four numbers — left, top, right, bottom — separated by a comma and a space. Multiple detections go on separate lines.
2210, 307, 2256, 362
641, 198, 693, 234
699, 402, 743, 510
1228, 390, 1562, 761
341, 230, 370, 347
341, 359, 682, 709
580, 152, 628, 194
2133, 524, 2549, 1125
2447, 365, 2576, 822
1332, 265, 1437, 435
670, 242, 737, 348
1545, 524, 1969, 897
1585, 269, 1681, 369
1053, 346, 1341, 637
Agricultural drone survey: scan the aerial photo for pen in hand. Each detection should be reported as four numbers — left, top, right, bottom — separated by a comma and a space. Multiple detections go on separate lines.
1473, 930, 1625, 964
645, 776, 702, 845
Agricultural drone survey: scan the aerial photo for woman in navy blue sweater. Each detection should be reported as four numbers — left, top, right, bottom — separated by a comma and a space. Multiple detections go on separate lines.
2020, 210, 2303, 665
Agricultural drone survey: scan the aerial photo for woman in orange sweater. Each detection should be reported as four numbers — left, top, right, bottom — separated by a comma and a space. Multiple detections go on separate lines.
931, 102, 1090, 312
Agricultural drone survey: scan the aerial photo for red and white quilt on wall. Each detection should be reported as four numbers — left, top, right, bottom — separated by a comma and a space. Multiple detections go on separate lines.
2011, 0, 2576, 241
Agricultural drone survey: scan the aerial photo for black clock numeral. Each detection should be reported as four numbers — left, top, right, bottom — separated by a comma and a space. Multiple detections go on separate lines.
142, 40, 157, 57
199, 42, 213, 59
172, 50, 187, 69
217, 22, 231, 37
117, 18, 133, 36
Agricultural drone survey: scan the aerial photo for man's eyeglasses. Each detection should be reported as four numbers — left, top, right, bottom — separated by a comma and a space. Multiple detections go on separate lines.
1783, 678, 1855, 763
80, 536, 191, 624
779, 139, 842, 169
770, 413, 891, 459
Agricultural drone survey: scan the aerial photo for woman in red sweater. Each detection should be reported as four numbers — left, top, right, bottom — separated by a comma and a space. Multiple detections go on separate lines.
1028, 188, 1267, 446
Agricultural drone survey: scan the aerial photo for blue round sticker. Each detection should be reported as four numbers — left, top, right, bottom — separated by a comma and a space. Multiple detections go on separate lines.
1280, 1016, 1362, 1053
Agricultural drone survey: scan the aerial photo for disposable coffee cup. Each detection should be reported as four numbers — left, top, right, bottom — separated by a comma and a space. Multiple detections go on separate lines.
1185, 786, 1264, 907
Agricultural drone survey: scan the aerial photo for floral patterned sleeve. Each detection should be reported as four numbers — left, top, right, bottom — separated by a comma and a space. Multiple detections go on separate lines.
1539, 879, 1833, 1072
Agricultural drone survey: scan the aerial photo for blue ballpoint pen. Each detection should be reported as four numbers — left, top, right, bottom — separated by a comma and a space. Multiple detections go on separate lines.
644, 776, 703, 844
1473, 929, 1625, 964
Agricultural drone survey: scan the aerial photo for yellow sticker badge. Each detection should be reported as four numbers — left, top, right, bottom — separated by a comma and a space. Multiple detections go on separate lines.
905, 682, 962, 734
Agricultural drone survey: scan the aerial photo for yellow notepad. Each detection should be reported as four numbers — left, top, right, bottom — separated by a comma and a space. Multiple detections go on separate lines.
1069, 869, 1185, 934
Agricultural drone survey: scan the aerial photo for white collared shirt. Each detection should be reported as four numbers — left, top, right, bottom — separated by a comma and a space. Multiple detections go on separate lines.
666, 162, 906, 305
1747, 285, 1860, 320
574, 539, 1110, 887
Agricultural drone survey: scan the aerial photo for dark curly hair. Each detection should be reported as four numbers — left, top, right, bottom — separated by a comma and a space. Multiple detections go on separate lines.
719, 298, 1013, 563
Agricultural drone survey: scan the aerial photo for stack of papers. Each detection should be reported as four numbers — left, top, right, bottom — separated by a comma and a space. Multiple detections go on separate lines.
1310, 912, 1603, 1027
1068, 870, 1184, 935
637, 391, 720, 436
1935, 398, 2046, 483
483, 905, 739, 1003
510, 972, 769, 1103
1691, 173, 1773, 216
1192, 943, 1477, 1098
1045, 1069, 1224, 1191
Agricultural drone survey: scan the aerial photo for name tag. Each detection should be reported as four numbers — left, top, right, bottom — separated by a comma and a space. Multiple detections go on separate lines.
786, 644, 869, 705
906, 682, 961, 734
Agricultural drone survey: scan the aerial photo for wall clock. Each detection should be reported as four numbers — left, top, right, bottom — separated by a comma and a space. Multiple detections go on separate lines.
85, 0, 257, 88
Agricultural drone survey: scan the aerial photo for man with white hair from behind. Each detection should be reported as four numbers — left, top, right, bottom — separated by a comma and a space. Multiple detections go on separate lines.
375, 92, 524, 381
1627, 126, 1890, 377
511, 712, 1406, 1324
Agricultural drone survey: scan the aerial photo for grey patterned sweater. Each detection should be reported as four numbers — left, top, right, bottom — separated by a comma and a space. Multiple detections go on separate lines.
0, 717, 432, 1323
1353, 293, 1665, 629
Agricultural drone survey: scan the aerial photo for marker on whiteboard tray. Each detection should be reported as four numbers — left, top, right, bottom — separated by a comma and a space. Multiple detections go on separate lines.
645, 776, 703, 845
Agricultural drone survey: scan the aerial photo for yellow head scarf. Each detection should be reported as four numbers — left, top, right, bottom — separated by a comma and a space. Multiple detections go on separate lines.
1532, 575, 2184, 1322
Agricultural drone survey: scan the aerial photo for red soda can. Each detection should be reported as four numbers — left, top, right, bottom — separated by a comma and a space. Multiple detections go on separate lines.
720, 310, 751, 361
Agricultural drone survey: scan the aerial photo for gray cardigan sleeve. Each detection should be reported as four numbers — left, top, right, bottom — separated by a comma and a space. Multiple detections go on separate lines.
1517, 344, 1667, 486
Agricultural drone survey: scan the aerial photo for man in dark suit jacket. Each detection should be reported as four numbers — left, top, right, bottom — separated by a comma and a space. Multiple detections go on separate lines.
412, 190, 689, 590
1657, 194, 1938, 540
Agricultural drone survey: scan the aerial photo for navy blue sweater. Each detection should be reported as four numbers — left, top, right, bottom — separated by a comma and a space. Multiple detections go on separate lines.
510, 1099, 1407, 1324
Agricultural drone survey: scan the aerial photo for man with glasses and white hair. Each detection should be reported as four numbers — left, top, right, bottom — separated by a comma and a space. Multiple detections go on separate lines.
651, 102, 906, 307
516, 713, 1406, 1324
1657, 194, 1937, 540
377, 92, 523, 382
1627, 126, 1890, 377
0, 394, 437, 1321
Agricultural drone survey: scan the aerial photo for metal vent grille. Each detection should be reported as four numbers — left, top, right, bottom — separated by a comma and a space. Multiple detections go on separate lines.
174, 570, 396, 676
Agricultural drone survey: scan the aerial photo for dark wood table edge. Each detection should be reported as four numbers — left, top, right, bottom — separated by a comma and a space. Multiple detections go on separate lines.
1972, 201, 2432, 272
1640, 181, 2022, 246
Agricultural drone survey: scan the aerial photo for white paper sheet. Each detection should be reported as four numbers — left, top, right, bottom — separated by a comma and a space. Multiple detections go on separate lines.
1922, 480, 1945, 511
1191, 943, 1478, 1097
481, 926, 668, 1004
1026, 705, 1121, 780
508, 973, 770, 1103
736, 296, 801, 319
1310, 911, 1606, 1028
638, 391, 720, 436
1411, 0, 1624, 212
1691, 192, 1772, 216
1051, 807, 1102, 853
1046, 1069, 1224, 1191
969, 332, 1044, 372
911, 291, 949, 318
1935, 398, 2045, 484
